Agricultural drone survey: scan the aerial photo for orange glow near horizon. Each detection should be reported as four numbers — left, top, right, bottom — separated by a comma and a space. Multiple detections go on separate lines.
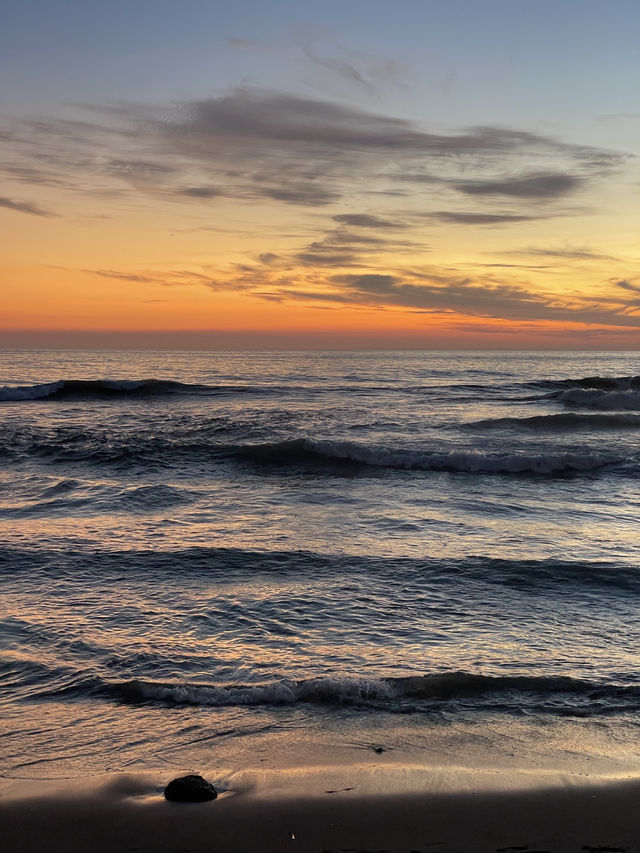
1, 80, 639, 350
3, 217, 639, 349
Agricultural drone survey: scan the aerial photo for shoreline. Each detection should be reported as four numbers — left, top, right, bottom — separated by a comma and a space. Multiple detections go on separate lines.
3, 763, 639, 853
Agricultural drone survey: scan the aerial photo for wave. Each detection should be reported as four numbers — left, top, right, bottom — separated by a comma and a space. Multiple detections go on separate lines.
532, 375, 640, 392
118, 483, 195, 508
1, 424, 622, 475
557, 388, 640, 411
236, 437, 618, 475
519, 375, 640, 411
2, 373, 638, 404
3, 546, 637, 594
0, 378, 271, 402
38, 478, 80, 497
468, 412, 640, 431
99, 671, 640, 716
0, 483, 195, 519
0, 655, 83, 704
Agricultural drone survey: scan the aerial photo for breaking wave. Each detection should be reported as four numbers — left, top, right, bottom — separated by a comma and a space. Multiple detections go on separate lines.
519, 375, 640, 410
533, 375, 640, 392
102, 671, 640, 716
237, 438, 618, 475
1, 426, 624, 476
557, 388, 640, 411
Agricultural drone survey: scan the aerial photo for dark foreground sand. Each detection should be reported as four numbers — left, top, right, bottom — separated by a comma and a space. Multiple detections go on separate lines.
2, 765, 639, 853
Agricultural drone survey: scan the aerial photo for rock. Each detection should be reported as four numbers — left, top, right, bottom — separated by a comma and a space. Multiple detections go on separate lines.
164, 774, 217, 803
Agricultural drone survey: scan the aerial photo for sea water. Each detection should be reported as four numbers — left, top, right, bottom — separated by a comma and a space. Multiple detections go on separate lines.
1, 350, 639, 778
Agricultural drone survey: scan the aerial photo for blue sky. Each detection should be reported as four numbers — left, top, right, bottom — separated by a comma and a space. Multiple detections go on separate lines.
3, 1, 638, 126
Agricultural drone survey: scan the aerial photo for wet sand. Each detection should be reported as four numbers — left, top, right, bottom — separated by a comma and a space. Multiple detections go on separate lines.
2, 764, 639, 853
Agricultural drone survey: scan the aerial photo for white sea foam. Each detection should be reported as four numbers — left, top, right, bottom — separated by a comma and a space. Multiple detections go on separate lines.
123, 676, 396, 707
115, 672, 639, 710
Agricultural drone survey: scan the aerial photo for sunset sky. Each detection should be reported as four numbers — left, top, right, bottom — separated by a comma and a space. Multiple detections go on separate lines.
2, 0, 639, 349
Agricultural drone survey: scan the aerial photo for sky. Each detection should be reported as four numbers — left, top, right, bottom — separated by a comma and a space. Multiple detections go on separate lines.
1, 0, 639, 349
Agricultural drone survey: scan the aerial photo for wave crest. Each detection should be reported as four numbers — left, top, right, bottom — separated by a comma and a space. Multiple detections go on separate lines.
238, 438, 617, 475
558, 388, 640, 411
0, 378, 263, 402
106, 671, 640, 714
535, 375, 640, 392
468, 412, 640, 430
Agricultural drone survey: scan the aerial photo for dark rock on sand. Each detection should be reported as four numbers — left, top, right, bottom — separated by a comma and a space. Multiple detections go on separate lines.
164, 774, 217, 802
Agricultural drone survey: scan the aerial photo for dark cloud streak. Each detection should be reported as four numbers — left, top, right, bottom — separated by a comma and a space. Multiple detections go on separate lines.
456, 172, 582, 199
178, 186, 221, 198
430, 211, 537, 224
617, 279, 640, 293
89, 269, 161, 283
0, 196, 54, 217
332, 213, 405, 229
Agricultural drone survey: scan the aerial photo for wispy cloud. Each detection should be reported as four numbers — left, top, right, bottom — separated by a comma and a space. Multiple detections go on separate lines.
282, 270, 640, 327
510, 246, 621, 262
286, 220, 423, 268
3, 87, 634, 338
616, 279, 640, 293
1, 88, 627, 216
178, 186, 222, 198
0, 195, 55, 217
89, 269, 162, 284
83, 268, 213, 288
455, 172, 582, 199
595, 113, 640, 122
292, 27, 409, 96
154, 242, 640, 328
75, 240, 640, 330
257, 185, 340, 206
332, 213, 406, 229
296, 41, 377, 94
429, 211, 538, 225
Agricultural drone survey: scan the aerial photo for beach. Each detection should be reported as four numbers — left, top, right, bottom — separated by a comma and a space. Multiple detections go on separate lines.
3, 762, 640, 853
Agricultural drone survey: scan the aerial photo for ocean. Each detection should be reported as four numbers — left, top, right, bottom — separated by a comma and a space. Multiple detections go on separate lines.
1, 349, 639, 781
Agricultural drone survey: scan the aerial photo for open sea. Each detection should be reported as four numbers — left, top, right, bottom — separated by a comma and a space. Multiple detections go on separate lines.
1, 349, 640, 780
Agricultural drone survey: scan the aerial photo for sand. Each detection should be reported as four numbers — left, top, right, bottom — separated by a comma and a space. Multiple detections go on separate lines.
2, 763, 639, 853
